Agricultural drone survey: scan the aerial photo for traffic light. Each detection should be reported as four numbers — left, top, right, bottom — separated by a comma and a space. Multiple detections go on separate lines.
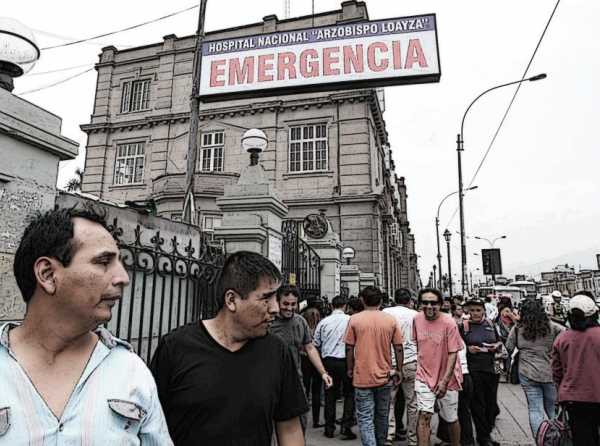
482, 249, 502, 276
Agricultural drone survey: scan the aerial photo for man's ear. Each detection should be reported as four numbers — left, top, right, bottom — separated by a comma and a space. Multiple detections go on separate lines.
33, 257, 57, 296
224, 289, 238, 312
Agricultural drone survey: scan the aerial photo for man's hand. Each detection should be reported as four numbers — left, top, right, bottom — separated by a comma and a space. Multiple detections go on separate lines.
433, 380, 448, 398
322, 372, 333, 388
347, 368, 353, 379
390, 369, 403, 387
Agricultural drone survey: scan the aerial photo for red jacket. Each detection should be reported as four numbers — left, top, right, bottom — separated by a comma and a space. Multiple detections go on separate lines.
552, 326, 600, 403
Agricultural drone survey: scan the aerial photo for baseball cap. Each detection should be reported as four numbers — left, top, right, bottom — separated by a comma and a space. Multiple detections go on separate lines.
465, 297, 486, 306
551, 290, 562, 298
569, 294, 598, 317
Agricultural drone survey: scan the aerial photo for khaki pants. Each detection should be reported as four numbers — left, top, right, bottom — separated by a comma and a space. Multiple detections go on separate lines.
387, 361, 418, 445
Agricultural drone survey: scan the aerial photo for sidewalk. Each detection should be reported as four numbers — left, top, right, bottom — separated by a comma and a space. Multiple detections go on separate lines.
306, 383, 534, 446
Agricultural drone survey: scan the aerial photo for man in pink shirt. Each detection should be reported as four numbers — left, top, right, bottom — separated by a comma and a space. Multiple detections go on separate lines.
345, 286, 404, 446
413, 288, 463, 446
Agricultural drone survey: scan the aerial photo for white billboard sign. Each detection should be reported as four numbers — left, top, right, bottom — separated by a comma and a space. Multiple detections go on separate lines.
199, 14, 440, 100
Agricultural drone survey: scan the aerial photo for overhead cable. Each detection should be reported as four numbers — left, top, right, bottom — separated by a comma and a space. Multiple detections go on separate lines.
17, 68, 95, 95
41, 4, 199, 50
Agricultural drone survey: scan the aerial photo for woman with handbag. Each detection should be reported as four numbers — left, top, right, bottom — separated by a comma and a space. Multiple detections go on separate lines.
552, 291, 600, 445
506, 299, 564, 438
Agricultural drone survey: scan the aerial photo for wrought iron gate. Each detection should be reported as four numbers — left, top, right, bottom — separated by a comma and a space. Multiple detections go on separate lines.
281, 220, 321, 302
107, 218, 224, 363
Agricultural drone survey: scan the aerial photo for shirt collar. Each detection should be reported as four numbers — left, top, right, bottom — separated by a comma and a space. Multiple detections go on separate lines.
332, 309, 345, 315
0, 322, 132, 351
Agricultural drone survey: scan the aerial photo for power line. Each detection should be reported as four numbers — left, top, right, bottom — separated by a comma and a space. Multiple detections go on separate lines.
17, 68, 95, 95
28, 63, 95, 76
41, 4, 199, 50
444, 0, 561, 230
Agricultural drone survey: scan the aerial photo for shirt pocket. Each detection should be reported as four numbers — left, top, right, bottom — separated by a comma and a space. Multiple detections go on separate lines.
107, 399, 147, 436
0, 407, 9, 437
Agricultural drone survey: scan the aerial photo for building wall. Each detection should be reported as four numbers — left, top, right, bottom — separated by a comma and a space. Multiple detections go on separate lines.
80, 2, 419, 293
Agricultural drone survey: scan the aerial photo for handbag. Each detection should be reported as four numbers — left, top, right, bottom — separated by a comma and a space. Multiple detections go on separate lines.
509, 326, 520, 384
536, 406, 572, 446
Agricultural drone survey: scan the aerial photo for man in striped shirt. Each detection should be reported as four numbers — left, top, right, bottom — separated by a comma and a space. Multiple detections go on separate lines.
0, 207, 172, 445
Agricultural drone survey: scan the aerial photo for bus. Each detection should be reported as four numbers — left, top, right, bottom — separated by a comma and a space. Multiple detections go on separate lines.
477, 286, 526, 307
509, 280, 537, 298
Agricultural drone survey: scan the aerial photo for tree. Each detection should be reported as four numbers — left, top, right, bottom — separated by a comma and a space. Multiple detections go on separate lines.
65, 168, 84, 192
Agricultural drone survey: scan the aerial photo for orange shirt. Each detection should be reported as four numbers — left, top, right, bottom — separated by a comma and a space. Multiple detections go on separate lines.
344, 310, 404, 388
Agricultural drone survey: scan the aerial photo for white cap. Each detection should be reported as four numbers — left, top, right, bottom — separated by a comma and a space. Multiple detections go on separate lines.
569, 294, 598, 317
551, 290, 562, 298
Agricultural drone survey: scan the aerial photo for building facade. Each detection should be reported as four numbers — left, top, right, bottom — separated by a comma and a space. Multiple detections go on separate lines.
80, 1, 420, 293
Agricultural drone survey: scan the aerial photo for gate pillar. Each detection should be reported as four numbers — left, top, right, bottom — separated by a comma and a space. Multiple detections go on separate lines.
305, 215, 342, 301
215, 130, 288, 271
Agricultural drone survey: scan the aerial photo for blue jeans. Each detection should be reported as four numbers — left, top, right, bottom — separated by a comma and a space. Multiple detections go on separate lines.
519, 373, 557, 437
355, 382, 392, 446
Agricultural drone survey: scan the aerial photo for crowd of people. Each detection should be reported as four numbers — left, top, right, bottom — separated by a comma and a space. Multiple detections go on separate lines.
2, 207, 599, 445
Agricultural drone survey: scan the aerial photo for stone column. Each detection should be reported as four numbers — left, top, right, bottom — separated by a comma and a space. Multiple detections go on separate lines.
305, 227, 342, 301
341, 264, 361, 297
214, 131, 288, 270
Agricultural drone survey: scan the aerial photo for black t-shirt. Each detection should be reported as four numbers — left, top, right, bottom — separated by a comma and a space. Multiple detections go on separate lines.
460, 319, 498, 373
150, 321, 308, 446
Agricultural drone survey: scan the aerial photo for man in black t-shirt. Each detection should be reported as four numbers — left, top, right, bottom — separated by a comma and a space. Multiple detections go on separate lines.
150, 251, 308, 446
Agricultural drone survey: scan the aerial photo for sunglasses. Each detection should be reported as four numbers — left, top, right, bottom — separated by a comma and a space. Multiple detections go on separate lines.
421, 300, 440, 307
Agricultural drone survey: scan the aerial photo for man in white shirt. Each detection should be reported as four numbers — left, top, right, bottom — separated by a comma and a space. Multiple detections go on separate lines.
313, 296, 357, 440
383, 288, 419, 445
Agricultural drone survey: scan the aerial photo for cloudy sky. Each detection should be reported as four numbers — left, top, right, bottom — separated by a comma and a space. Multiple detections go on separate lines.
5, 0, 599, 284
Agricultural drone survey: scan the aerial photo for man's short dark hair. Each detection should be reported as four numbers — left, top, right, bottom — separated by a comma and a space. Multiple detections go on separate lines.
218, 251, 282, 310
348, 297, 364, 313
13, 206, 108, 304
359, 286, 383, 307
277, 285, 300, 301
417, 287, 443, 305
395, 288, 413, 305
331, 295, 347, 309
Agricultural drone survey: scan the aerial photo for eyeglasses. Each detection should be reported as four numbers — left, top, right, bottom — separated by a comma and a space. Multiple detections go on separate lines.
421, 301, 440, 307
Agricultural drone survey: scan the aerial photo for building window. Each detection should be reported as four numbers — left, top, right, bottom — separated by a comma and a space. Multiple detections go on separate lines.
113, 142, 145, 185
200, 131, 224, 172
203, 215, 222, 231
121, 79, 151, 113
289, 123, 328, 172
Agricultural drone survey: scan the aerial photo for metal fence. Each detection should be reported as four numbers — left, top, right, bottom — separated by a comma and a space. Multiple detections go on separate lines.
107, 218, 224, 363
281, 220, 321, 302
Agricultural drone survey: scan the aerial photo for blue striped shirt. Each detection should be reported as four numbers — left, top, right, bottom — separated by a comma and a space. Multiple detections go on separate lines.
0, 323, 173, 445
313, 310, 350, 359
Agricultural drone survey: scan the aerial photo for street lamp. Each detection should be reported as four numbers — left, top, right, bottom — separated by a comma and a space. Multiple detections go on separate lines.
456, 73, 547, 295
432, 264, 437, 289
435, 186, 478, 290
443, 229, 453, 297
474, 235, 507, 248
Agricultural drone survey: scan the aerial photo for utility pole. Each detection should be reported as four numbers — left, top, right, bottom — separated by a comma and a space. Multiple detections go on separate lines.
183, 0, 208, 224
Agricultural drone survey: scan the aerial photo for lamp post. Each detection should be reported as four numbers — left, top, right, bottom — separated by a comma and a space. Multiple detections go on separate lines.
433, 264, 437, 289
443, 229, 453, 297
435, 186, 478, 290
456, 73, 547, 295
474, 235, 507, 248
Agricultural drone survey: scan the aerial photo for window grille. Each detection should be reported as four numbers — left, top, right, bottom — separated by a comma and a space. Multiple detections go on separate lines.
289, 124, 328, 172
114, 143, 145, 185
121, 79, 151, 113
200, 131, 224, 172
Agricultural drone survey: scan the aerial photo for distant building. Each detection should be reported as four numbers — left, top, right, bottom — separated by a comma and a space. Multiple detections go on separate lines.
80, 1, 420, 293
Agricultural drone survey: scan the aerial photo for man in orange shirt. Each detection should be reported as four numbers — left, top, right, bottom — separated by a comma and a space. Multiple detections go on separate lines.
345, 286, 404, 446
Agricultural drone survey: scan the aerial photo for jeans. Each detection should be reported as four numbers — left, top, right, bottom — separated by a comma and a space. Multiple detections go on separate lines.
301, 354, 322, 424
565, 402, 600, 445
388, 361, 417, 445
355, 382, 393, 446
519, 373, 557, 438
323, 357, 354, 433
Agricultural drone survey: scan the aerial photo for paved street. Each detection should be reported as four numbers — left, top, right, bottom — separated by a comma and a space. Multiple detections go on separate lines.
306, 383, 534, 446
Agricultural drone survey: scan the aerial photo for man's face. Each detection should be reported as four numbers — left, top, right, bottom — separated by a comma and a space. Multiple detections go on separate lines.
420, 292, 441, 320
553, 296, 561, 303
279, 294, 298, 319
468, 304, 485, 322
53, 218, 130, 328
233, 277, 280, 339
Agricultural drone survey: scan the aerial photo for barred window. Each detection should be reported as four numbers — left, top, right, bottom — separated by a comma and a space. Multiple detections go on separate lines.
121, 79, 151, 113
289, 124, 328, 172
200, 131, 224, 172
113, 143, 145, 185
203, 215, 222, 231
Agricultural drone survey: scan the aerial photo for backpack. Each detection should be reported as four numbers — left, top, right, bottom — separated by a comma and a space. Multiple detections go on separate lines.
536, 407, 572, 446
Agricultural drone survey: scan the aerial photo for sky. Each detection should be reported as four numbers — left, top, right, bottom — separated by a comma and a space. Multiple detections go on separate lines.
4, 0, 600, 285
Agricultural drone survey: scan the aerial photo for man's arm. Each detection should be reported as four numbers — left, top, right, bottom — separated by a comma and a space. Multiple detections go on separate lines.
305, 342, 332, 388
551, 340, 564, 387
276, 417, 304, 446
392, 344, 404, 384
346, 344, 355, 379
140, 380, 174, 445
433, 351, 457, 398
